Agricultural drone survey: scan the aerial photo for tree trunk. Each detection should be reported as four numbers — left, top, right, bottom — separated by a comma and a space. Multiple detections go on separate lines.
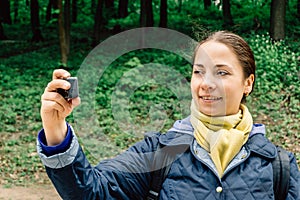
105, 0, 115, 20
222, 0, 233, 28
178, 0, 182, 13
140, 0, 147, 27
297, 0, 300, 17
270, 0, 286, 40
46, 0, 58, 22
53, 0, 59, 19
13, 0, 19, 23
105, 0, 114, 8
30, 0, 44, 42
46, 0, 52, 22
93, 0, 104, 46
118, 0, 128, 18
64, 0, 71, 55
114, 0, 128, 33
91, 0, 96, 15
204, 0, 211, 10
0, 22, 7, 40
140, 0, 154, 27
159, 0, 167, 28
0, 0, 12, 24
58, 0, 68, 65
72, 0, 78, 23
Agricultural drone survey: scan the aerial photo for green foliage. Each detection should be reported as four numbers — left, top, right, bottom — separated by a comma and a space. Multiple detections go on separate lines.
229, 0, 271, 33
247, 33, 300, 159
107, 13, 140, 30
0, 45, 80, 186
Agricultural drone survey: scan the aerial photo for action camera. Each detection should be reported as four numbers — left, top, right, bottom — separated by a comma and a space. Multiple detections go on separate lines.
57, 77, 79, 99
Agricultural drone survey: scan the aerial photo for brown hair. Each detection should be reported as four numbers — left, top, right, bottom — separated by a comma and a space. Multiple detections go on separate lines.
193, 31, 256, 102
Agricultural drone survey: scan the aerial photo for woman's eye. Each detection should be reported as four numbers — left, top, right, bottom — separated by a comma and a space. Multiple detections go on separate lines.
194, 70, 204, 75
217, 70, 229, 76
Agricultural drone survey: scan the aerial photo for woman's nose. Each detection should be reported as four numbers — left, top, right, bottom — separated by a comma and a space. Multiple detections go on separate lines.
200, 74, 217, 91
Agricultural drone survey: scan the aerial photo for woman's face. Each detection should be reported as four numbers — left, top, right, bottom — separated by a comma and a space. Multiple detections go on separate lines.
191, 41, 254, 116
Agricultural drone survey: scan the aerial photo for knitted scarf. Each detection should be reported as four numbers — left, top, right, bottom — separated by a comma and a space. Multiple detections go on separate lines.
190, 99, 253, 177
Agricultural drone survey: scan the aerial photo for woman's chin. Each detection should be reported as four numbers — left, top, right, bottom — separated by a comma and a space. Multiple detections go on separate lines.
198, 106, 227, 117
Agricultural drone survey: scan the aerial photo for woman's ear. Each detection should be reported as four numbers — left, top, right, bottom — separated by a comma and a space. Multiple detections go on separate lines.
244, 74, 255, 95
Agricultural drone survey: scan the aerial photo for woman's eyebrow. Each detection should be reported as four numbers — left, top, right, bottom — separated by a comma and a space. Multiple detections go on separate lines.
193, 64, 234, 71
194, 64, 232, 68
215, 64, 233, 70
193, 64, 204, 67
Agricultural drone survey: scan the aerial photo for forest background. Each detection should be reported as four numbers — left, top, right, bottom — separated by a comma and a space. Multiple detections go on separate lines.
0, 0, 299, 191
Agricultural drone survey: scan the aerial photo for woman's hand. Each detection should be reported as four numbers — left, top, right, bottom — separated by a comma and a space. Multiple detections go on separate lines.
40, 69, 81, 146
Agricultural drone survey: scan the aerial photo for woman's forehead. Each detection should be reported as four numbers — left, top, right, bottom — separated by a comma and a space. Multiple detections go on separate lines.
193, 41, 243, 72
194, 42, 236, 60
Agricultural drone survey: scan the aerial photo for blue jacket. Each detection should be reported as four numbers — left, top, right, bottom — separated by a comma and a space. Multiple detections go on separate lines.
37, 118, 300, 200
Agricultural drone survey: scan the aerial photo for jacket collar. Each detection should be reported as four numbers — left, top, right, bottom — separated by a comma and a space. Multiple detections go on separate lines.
246, 133, 277, 159
159, 116, 277, 159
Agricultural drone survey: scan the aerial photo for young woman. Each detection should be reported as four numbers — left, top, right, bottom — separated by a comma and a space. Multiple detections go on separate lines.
38, 31, 299, 199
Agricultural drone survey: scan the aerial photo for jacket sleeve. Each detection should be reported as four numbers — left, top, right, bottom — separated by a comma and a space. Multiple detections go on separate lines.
286, 152, 300, 200
37, 126, 160, 200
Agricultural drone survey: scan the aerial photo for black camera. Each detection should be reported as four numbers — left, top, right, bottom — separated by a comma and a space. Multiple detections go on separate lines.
57, 77, 79, 99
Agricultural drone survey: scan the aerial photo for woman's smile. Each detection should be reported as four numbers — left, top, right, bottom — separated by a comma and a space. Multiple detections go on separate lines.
199, 95, 223, 102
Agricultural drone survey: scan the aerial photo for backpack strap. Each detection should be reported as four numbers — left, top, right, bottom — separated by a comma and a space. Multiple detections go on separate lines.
272, 146, 290, 200
146, 160, 172, 200
146, 142, 188, 200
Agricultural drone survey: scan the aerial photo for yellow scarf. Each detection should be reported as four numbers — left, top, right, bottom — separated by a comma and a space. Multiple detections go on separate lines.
190, 100, 253, 177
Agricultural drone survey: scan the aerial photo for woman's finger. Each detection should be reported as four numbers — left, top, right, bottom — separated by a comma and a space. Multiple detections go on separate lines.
42, 99, 65, 113
41, 91, 72, 112
45, 79, 70, 92
52, 69, 71, 80
70, 97, 81, 108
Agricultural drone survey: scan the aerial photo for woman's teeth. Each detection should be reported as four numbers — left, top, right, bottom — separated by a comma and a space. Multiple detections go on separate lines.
201, 96, 222, 100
